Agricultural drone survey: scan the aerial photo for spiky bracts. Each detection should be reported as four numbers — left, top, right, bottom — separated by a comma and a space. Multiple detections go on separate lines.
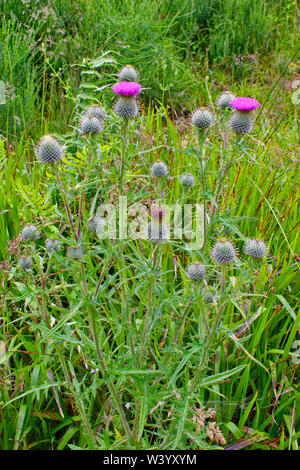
180, 173, 195, 187
217, 92, 235, 109
67, 246, 85, 259
84, 105, 107, 121
87, 216, 106, 234
191, 108, 215, 129
21, 225, 40, 241
244, 239, 267, 259
230, 97, 261, 112
229, 111, 253, 134
37, 135, 64, 163
187, 263, 206, 281
80, 116, 103, 134
145, 222, 169, 243
211, 239, 237, 264
18, 257, 33, 269
150, 161, 168, 178
45, 238, 62, 252
114, 97, 139, 118
118, 65, 139, 83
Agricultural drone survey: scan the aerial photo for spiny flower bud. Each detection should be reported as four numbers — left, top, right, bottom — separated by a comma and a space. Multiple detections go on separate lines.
87, 216, 106, 234
118, 65, 139, 82
18, 256, 33, 269
229, 111, 253, 134
244, 239, 267, 259
67, 246, 84, 259
211, 239, 237, 264
80, 116, 103, 134
180, 173, 195, 187
21, 225, 40, 241
216, 92, 235, 109
114, 97, 139, 118
37, 135, 64, 163
45, 238, 62, 252
191, 108, 215, 129
150, 161, 168, 178
187, 263, 206, 281
84, 105, 107, 121
146, 223, 169, 243
151, 205, 167, 221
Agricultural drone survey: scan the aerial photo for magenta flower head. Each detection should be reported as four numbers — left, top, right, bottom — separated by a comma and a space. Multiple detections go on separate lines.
230, 97, 261, 112
113, 81, 141, 97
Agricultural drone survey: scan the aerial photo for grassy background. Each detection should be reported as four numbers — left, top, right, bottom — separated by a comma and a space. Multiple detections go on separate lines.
0, 0, 299, 451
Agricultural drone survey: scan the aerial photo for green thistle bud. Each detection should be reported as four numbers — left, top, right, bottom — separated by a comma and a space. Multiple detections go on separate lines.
37, 135, 64, 163
45, 238, 62, 252
87, 216, 106, 234
118, 65, 139, 82
211, 239, 237, 264
80, 116, 103, 134
18, 256, 33, 269
150, 161, 168, 178
187, 263, 206, 281
146, 222, 169, 243
244, 239, 267, 259
21, 224, 40, 241
67, 246, 85, 259
114, 97, 139, 118
180, 173, 195, 187
191, 108, 215, 129
229, 111, 253, 134
216, 92, 235, 109
84, 105, 107, 121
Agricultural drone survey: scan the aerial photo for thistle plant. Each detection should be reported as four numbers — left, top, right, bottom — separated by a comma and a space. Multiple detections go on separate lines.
187, 263, 206, 281
36, 135, 64, 163
80, 115, 103, 134
84, 105, 107, 121
87, 215, 106, 234
244, 239, 267, 259
118, 65, 139, 82
18, 256, 33, 269
45, 238, 62, 252
150, 161, 168, 178
21, 224, 40, 241
180, 172, 195, 187
229, 97, 261, 135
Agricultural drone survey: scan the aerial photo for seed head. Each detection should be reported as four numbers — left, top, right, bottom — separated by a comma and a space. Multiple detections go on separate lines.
191, 108, 215, 129
244, 239, 267, 259
21, 224, 40, 241
18, 256, 33, 269
87, 216, 106, 234
84, 105, 107, 121
37, 135, 64, 163
211, 239, 237, 264
67, 246, 84, 259
150, 161, 168, 178
80, 116, 103, 134
187, 263, 206, 281
180, 173, 195, 187
229, 111, 253, 134
118, 65, 139, 82
216, 92, 235, 109
114, 97, 139, 118
45, 238, 62, 252
145, 223, 169, 243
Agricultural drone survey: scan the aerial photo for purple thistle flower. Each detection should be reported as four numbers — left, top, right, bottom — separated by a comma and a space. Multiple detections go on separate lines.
113, 81, 141, 97
230, 97, 261, 112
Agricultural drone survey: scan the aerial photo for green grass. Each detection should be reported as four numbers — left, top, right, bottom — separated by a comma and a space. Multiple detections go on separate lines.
0, 0, 299, 451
